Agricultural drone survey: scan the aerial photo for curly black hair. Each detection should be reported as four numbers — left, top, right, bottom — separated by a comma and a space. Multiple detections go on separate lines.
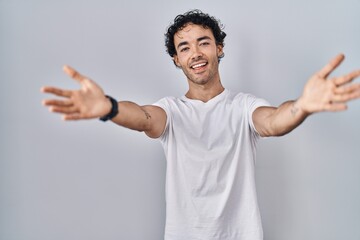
165, 10, 227, 65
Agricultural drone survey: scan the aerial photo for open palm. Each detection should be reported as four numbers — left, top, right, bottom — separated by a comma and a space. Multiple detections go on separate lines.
41, 66, 111, 120
299, 54, 360, 114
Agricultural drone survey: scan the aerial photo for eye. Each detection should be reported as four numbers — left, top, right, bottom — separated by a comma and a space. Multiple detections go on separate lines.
180, 47, 189, 52
200, 42, 210, 46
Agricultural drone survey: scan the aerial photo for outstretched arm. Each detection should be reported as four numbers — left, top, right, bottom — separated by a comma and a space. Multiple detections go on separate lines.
41, 66, 166, 138
253, 54, 360, 137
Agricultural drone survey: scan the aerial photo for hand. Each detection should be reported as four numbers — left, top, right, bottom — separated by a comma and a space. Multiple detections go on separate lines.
41, 65, 112, 120
297, 54, 360, 114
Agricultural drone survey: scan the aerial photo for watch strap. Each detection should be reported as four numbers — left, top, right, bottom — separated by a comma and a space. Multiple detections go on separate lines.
99, 95, 119, 122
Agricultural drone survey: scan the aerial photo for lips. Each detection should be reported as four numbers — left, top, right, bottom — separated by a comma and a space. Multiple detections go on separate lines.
190, 61, 208, 70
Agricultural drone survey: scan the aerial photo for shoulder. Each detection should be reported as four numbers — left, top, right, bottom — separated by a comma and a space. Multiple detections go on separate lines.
233, 91, 270, 106
224, 91, 271, 115
226, 91, 257, 104
152, 96, 183, 109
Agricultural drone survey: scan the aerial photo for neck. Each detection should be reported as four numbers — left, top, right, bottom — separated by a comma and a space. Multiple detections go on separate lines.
185, 78, 225, 103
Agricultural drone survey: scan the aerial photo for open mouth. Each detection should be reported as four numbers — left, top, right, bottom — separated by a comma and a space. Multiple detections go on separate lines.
190, 62, 208, 70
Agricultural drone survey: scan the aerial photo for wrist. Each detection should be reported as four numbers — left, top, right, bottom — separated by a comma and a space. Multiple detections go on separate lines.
100, 95, 119, 121
294, 97, 311, 116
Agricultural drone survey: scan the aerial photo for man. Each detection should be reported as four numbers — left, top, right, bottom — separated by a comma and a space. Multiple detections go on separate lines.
41, 10, 360, 240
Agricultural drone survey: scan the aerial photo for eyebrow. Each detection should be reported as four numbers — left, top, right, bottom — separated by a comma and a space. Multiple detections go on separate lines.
176, 36, 212, 49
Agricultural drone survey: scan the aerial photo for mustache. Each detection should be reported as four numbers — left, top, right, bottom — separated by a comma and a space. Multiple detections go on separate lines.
189, 57, 208, 66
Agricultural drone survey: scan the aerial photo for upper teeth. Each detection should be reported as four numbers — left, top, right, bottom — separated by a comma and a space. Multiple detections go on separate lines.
192, 63, 206, 68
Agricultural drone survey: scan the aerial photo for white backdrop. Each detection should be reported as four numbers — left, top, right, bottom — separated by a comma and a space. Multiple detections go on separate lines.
1, 0, 359, 239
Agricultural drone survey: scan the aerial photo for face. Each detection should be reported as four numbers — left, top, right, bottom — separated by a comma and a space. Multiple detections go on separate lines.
173, 24, 223, 86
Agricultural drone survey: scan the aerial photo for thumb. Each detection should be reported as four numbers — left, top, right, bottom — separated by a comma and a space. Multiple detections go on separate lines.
63, 65, 86, 83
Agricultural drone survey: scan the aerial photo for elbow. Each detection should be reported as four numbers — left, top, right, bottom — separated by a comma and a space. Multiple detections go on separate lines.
258, 122, 293, 137
260, 130, 291, 137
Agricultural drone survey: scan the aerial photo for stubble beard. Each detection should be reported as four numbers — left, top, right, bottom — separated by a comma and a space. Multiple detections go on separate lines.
183, 61, 219, 86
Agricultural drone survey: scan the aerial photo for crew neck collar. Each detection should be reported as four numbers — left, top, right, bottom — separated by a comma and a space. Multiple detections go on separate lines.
181, 89, 229, 104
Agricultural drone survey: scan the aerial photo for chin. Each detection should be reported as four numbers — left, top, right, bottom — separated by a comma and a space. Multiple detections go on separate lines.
184, 70, 212, 85
190, 78, 209, 85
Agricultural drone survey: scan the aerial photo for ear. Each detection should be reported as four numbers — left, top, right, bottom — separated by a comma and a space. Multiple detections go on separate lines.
217, 45, 224, 58
173, 55, 181, 68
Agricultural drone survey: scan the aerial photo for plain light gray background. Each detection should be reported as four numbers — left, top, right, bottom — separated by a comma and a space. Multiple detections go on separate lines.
1, 0, 359, 239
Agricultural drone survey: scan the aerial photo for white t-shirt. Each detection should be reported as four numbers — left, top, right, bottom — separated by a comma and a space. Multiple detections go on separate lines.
153, 89, 270, 240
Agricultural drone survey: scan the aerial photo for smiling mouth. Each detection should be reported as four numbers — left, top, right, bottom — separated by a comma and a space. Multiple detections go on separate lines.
190, 62, 208, 70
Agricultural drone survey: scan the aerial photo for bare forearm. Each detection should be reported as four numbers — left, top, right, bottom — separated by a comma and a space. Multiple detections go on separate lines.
41, 65, 166, 137
255, 100, 310, 137
255, 54, 360, 137
270, 100, 310, 136
109, 101, 152, 132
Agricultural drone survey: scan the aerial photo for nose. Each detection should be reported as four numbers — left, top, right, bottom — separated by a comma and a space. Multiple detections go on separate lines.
191, 46, 203, 60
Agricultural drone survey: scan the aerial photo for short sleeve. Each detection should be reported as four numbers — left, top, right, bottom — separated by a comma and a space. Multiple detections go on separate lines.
245, 94, 271, 136
152, 97, 172, 140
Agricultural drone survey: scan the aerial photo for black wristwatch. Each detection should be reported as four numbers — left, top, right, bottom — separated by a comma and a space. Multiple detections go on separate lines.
100, 95, 119, 122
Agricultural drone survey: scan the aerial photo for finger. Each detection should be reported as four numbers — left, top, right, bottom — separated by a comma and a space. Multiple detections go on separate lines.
334, 83, 360, 95
63, 65, 86, 83
333, 69, 360, 86
332, 88, 360, 103
324, 102, 348, 112
317, 53, 345, 79
333, 93, 360, 103
41, 86, 72, 98
63, 113, 83, 121
49, 105, 79, 114
42, 99, 73, 107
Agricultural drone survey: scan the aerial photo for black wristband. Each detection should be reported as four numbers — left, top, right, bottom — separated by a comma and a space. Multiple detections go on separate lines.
100, 95, 119, 122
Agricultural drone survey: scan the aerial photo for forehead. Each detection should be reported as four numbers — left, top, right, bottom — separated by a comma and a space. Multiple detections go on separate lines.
174, 23, 214, 44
